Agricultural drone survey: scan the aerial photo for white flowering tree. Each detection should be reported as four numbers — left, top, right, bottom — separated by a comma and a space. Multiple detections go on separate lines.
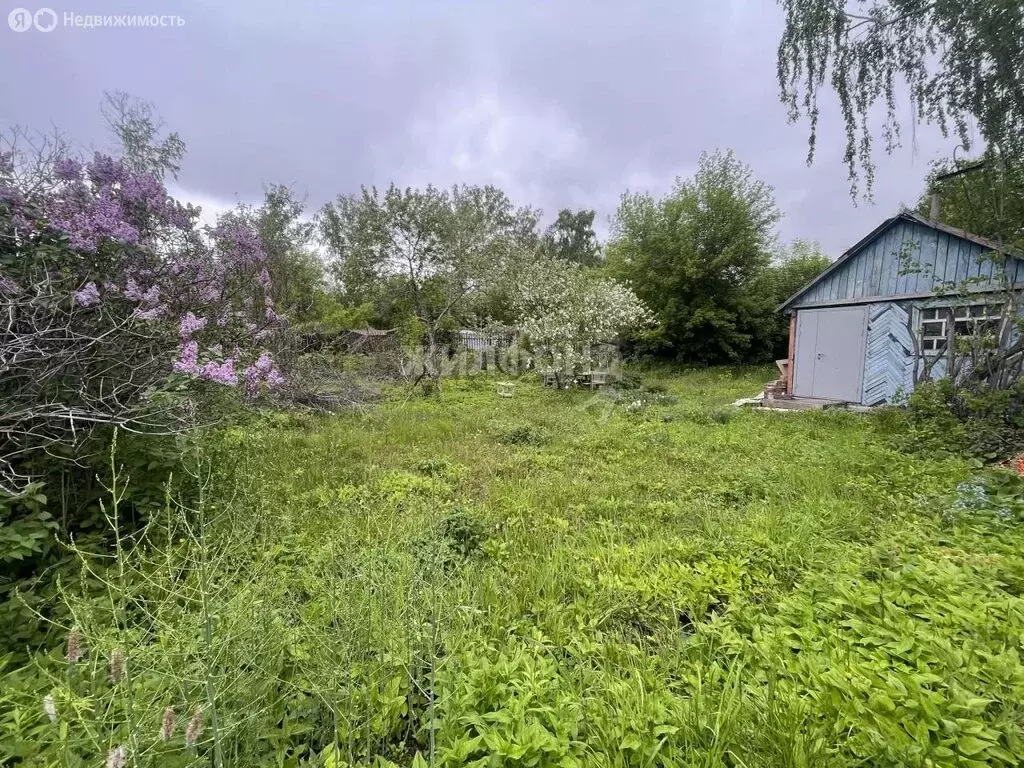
512, 254, 651, 384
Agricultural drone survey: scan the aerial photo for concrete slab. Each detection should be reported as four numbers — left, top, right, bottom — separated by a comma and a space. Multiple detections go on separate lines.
755, 396, 848, 411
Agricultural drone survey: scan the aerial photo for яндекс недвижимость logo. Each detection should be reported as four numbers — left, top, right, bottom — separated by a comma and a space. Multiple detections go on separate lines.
8, 8, 184, 31
8, 8, 58, 32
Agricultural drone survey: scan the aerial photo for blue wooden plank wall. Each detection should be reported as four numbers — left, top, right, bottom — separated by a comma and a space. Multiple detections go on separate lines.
791, 220, 1024, 308
857, 297, 1024, 403
861, 302, 915, 405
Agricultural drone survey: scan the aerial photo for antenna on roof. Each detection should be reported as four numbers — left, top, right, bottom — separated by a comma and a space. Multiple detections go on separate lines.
930, 159, 987, 222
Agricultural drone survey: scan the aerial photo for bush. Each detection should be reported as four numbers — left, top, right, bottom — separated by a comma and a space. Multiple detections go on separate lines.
889, 379, 1024, 461
0, 430, 188, 655
498, 424, 552, 447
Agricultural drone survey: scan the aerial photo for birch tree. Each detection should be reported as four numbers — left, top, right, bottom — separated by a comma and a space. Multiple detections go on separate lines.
777, 0, 1024, 197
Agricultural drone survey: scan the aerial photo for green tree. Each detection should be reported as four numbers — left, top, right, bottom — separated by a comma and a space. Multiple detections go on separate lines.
318, 184, 538, 382
607, 150, 781, 363
757, 240, 832, 358
253, 184, 323, 322
777, 1, 1024, 197
216, 185, 328, 326
101, 91, 186, 181
916, 158, 1024, 251
541, 209, 601, 266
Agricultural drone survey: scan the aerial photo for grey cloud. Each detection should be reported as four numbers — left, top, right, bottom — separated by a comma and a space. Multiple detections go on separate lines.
1, 0, 960, 256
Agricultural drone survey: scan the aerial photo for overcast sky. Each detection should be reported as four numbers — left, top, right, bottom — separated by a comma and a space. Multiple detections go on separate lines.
1, 0, 972, 256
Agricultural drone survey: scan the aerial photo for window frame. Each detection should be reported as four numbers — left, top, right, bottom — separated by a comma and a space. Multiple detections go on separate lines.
918, 302, 1005, 355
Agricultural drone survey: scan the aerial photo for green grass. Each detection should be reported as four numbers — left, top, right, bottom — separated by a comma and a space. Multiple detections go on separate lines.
6, 367, 1024, 767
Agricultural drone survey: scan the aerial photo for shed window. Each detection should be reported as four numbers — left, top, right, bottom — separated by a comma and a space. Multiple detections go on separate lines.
919, 304, 1004, 353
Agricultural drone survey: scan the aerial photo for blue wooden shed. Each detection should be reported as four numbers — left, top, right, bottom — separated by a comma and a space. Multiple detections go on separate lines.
779, 210, 1024, 405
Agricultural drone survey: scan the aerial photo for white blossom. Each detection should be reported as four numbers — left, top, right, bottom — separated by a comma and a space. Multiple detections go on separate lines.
511, 255, 652, 372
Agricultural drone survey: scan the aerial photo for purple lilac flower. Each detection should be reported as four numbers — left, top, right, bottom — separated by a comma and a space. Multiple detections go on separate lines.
212, 219, 266, 267
200, 280, 221, 303
199, 358, 238, 386
119, 172, 165, 208
243, 352, 284, 397
172, 341, 199, 375
141, 285, 160, 304
73, 281, 101, 307
254, 352, 274, 374
133, 305, 164, 320
243, 364, 262, 399
179, 311, 207, 338
0, 184, 24, 205
55, 157, 83, 181
168, 201, 199, 229
87, 154, 128, 188
48, 195, 140, 252
11, 209, 34, 232
124, 278, 142, 301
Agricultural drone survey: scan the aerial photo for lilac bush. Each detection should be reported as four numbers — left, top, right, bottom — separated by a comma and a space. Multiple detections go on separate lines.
0, 144, 287, 493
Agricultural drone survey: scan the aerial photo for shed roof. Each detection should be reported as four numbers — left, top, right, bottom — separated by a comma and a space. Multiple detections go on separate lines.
779, 210, 1024, 312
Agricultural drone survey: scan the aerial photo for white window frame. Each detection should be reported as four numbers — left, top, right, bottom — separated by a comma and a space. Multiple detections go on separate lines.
918, 302, 1004, 355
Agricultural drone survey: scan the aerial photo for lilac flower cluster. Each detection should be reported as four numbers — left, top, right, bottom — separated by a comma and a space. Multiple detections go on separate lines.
242, 351, 284, 398
179, 311, 207, 338
212, 218, 265, 267
87, 154, 128, 187
133, 305, 164, 321
172, 341, 199, 374
54, 156, 83, 181
49, 193, 141, 253
200, 358, 238, 385
44, 153, 196, 253
3, 148, 286, 393
73, 281, 101, 307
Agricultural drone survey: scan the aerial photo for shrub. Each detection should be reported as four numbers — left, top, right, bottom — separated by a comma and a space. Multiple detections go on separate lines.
498, 424, 552, 447
890, 378, 1024, 461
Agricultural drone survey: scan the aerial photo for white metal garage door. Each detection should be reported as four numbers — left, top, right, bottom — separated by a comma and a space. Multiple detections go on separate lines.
793, 306, 867, 402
